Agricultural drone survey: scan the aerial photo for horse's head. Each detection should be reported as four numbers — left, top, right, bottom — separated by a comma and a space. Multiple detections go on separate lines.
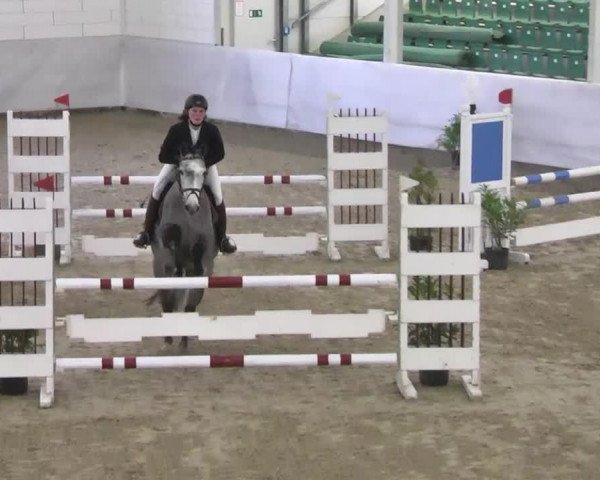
177, 152, 207, 214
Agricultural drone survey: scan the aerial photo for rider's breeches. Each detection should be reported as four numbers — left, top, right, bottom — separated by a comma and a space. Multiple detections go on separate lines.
151, 164, 176, 200
151, 164, 223, 205
204, 165, 223, 205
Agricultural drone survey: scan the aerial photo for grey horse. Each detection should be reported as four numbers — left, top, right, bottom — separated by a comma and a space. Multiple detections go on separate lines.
147, 152, 218, 349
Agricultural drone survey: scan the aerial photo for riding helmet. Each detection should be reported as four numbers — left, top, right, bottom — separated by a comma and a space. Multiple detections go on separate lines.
184, 94, 208, 110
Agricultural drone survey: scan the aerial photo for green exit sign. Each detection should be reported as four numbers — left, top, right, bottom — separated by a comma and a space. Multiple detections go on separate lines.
249, 9, 263, 18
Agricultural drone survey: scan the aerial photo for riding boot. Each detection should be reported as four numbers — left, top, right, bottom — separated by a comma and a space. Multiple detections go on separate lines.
133, 196, 161, 248
214, 201, 237, 254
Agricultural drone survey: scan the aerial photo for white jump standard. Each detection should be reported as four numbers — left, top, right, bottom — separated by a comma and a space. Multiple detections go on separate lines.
7, 108, 390, 261
0, 185, 484, 406
460, 89, 600, 258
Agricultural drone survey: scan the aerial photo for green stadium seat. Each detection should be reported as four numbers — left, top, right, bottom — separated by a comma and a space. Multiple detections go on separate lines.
569, 1, 590, 25
461, 17, 481, 27
559, 24, 580, 50
551, 1, 571, 24
531, 1, 550, 22
579, 26, 589, 51
415, 37, 431, 47
448, 39, 469, 49
469, 43, 488, 69
428, 14, 447, 24
513, 0, 531, 21
410, 0, 425, 13
443, 15, 463, 25
495, 0, 512, 20
440, 0, 458, 16
506, 46, 526, 74
425, 0, 441, 15
458, 0, 477, 18
546, 50, 566, 77
565, 50, 586, 79
489, 44, 507, 71
519, 24, 539, 47
527, 50, 547, 76
476, 0, 494, 18
538, 23, 560, 49
501, 20, 519, 44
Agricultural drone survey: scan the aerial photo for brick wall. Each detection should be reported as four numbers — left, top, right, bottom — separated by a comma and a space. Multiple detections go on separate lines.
0, 0, 216, 43
125, 0, 216, 44
0, 0, 121, 40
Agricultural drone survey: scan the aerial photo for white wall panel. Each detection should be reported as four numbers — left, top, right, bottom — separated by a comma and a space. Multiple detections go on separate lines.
0, 1, 24, 13
0, 26, 24, 40
0, 36, 121, 111
123, 38, 291, 127
54, 9, 111, 24
24, 0, 82, 12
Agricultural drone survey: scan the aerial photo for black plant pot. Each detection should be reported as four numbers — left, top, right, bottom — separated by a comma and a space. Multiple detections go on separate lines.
409, 235, 433, 252
484, 247, 509, 270
0, 377, 28, 396
419, 370, 449, 387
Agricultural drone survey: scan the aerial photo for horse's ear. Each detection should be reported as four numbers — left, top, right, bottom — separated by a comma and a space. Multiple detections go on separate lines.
192, 146, 205, 160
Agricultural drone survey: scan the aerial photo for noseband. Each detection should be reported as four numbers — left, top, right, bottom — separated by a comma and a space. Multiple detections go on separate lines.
177, 164, 206, 205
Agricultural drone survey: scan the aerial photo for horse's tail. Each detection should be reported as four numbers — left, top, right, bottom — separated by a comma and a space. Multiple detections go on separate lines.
145, 291, 159, 307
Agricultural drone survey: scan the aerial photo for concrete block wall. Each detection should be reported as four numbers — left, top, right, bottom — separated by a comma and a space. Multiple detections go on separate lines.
0, 0, 121, 40
125, 0, 216, 45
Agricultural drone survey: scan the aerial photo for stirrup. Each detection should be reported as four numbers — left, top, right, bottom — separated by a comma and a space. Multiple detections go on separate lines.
220, 236, 237, 254
133, 231, 150, 248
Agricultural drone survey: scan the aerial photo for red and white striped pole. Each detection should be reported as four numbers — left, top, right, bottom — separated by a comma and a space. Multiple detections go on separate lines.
70, 174, 326, 186
72, 206, 327, 219
55, 273, 399, 290
56, 353, 397, 370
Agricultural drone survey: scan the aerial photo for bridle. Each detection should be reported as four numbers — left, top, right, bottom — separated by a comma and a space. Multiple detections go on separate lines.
176, 160, 207, 205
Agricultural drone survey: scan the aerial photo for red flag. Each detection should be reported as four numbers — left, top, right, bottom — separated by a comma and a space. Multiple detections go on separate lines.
33, 175, 55, 192
498, 88, 513, 105
54, 94, 70, 107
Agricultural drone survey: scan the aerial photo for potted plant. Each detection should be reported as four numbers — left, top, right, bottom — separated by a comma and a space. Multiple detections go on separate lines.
407, 162, 439, 251
479, 185, 527, 270
407, 276, 460, 387
0, 330, 36, 396
436, 113, 461, 169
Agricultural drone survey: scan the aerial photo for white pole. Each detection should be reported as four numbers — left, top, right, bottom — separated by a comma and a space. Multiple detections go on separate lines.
517, 190, 600, 209
72, 206, 327, 219
55, 353, 398, 370
71, 175, 327, 186
55, 273, 399, 290
383, 0, 404, 63
512, 165, 600, 186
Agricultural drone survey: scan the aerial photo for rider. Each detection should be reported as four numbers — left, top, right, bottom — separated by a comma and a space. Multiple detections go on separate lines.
132, 94, 237, 254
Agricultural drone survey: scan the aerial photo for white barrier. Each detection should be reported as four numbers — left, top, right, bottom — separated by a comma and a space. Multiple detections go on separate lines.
0, 198, 55, 408
7, 111, 71, 263
326, 109, 389, 261
6, 109, 390, 262
66, 309, 388, 343
396, 192, 482, 400
0, 183, 483, 406
459, 90, 600, 261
